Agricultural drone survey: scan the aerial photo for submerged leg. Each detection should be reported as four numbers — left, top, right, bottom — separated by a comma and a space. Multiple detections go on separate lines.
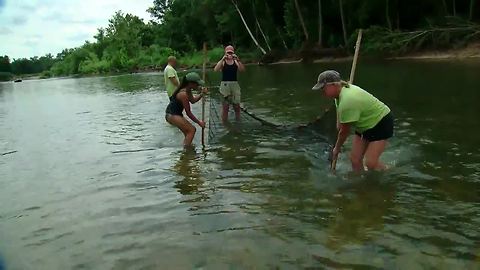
222, 102, 230, 123
350, 134, 368, 172
233, 104, 241, 121
364, 140, 388, 171
166, 115, 197, 147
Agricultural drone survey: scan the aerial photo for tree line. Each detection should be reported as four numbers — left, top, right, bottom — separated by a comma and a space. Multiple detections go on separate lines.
0, 0, 478, 80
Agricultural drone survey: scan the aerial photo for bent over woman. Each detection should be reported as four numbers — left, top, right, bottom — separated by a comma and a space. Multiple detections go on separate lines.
312, 70, 394, 172
165, 72, 208, 147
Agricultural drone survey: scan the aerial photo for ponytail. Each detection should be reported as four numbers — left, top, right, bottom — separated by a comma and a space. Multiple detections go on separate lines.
340, 80, 350, 88
172, 76, 190, 96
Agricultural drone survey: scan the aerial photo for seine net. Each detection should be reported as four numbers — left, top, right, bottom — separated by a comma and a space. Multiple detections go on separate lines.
204, 91, 337, 146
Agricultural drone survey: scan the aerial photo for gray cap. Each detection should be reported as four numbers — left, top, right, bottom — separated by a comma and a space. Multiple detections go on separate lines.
186, 72, 205, 86
312, 70, 341, 90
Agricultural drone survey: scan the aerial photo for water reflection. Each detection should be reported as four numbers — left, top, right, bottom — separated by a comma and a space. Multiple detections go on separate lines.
2, 62, 480, 268
216, 129, 260, 169
172, 148, 204, 195
326, 175, 396, 249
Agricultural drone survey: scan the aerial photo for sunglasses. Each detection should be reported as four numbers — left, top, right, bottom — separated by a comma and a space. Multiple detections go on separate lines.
226, 52, 234, 55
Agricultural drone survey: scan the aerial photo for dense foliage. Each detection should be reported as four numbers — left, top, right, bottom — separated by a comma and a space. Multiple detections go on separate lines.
1, 0, 478, 80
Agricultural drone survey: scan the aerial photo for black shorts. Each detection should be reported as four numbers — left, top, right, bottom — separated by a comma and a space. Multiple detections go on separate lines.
355, 112, 394, 142
165, 113, 183, 122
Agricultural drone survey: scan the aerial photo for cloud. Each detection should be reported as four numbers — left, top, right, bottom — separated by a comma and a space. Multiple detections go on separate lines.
23, 40, 38, 48
40, 10, 100, 25
67, 32, 91, 42
0, 0, 153, 58
11, 15, 28, 26
41, 10, 64, 21
0, 26, 12, 35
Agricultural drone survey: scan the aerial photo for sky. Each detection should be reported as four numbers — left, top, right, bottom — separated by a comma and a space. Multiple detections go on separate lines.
0, 0, 153, 59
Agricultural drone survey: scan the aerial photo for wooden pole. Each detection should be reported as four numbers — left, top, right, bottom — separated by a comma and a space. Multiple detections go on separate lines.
331, 29, 363, 172
349, 29, 362, 84
201, 42, 207, 147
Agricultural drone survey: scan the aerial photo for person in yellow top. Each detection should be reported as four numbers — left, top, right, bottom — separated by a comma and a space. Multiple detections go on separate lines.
312, 70, 394, 171
164, 56, 179, 97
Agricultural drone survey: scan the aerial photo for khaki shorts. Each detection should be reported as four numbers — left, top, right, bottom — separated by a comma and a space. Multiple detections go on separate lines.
219, 81, 241, 104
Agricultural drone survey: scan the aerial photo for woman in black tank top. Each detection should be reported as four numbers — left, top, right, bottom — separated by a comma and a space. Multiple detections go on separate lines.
214, 45, 245, 122
165, 72, 207, 147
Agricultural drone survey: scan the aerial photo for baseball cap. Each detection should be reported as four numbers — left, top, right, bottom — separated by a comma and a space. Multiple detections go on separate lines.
312, 70, 341, 90
185, 72, 205, 85
225, 45, 234, 53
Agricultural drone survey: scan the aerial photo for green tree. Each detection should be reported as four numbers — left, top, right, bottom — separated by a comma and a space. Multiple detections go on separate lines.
0, 56, 11, 73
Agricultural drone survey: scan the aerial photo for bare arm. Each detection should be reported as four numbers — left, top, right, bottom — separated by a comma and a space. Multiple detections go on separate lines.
214, 56, 226, 72
333, 123, 351, 153
187, 88, 206, 104
234, 55, 245, 72
178, 92, 201, 125
336, 111, 340, 130
335, 99, 340, 130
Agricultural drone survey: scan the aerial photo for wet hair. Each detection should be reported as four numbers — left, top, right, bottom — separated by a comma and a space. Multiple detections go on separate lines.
172, 76, 196, 96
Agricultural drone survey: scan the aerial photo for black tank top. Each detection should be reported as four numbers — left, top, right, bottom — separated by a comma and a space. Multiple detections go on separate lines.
222, 61, 238, 81
165, 89, 184, 116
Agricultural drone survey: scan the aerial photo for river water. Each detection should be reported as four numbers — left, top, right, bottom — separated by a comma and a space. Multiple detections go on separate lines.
1, 60, 479, 269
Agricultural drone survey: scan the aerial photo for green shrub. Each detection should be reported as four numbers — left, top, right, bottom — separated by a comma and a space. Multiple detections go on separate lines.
0, 72, 13, 81
40, 70, 52, 79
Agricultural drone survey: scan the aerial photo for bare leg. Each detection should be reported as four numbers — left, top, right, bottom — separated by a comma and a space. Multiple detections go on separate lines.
350, 134, 368, 172
166, 115, 196, 147
364, 140, 388, 171
222, 102, 229, 123
233, 104, 241, 121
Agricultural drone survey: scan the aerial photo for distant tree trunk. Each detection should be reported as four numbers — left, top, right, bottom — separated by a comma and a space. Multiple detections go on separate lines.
252, 0, 271, 51
264, 1, 288, 50
255, 18, 271, 51
231, 0, 267, 54
470, 0, 475, 20
386, 0, 392, 30
318, 0, 323, 46
339, 0, 348, 46
277, 27, 289, 50
294, 0, 309, 41
442, 0, 449, 15
453, 0, 457, 17
396, 10, 400, 29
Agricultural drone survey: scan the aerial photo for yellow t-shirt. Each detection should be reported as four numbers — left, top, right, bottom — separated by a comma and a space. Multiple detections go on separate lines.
337, 84, 390, 133
164, 64, 178, 97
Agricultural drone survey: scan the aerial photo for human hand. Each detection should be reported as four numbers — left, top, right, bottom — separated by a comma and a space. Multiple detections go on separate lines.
201, 87, 208, 95
198, 121, 206, 128
232, 54, 239, 60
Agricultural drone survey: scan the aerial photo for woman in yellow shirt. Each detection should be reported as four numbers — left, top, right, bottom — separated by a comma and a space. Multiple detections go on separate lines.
312, 70, 394, 171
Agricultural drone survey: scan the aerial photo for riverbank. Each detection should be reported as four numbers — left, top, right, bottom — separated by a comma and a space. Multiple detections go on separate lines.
268, 41, 480, 65
387, 42, 480, 60
6, 42, 479, 82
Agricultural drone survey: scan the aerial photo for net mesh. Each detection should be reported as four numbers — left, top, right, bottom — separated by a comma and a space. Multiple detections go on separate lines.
206, 92, 278, 144
205, 92, 337, 146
